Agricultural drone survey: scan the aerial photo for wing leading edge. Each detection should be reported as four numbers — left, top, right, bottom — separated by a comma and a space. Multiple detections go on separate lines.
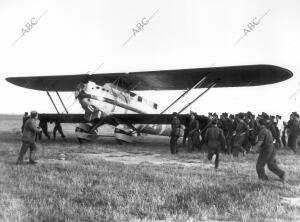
6, 64, 292, 91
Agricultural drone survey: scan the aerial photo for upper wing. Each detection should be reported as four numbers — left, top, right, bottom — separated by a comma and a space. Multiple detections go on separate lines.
6, 64, 292, 91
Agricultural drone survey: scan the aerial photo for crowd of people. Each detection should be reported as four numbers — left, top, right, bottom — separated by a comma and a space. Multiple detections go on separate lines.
171, 111, 300, 155
171, 111, 300, 182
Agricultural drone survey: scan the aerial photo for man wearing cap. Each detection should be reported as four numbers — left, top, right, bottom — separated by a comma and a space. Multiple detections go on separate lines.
287, 112, 300, 153
219, 113, 234, 154
204, 118, 226, 169
17, 111, 42, 164
232, 114, 249, 157
170, 112, 182, 154
254, 118, 285, 182
188, 112, 200, 152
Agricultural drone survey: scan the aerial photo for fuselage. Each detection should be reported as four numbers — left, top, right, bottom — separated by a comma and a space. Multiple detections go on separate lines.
76, 81, 175, 136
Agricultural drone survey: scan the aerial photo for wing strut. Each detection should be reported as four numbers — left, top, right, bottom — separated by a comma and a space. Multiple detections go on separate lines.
55, 90, 69, 114
178, 78, 220, 114
45, 90, 60, 114
42, 80, 60, 114
160, 73, 209, 114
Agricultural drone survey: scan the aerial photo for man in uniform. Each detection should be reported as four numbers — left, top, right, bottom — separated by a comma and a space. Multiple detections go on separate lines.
204, 118, 226, 169
269, 115, 281, 149
53, 120, 66, 140
232, 114, 249, 157
188, 112, 200, 152
170, 112, 181, 154
287, 112, 300, 153
219, 113, 234, 154
254, 118, 285, 182
17, 111, 42, 164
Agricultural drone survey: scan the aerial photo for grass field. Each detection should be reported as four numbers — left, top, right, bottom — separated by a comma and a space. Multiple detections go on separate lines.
0, 115, 300, 221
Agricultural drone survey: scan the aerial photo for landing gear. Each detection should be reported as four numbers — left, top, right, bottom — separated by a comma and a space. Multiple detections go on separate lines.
114, 125, 135, 143
75, 123, 98, 142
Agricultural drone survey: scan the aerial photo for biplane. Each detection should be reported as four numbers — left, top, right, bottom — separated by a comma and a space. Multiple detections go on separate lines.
6, 64, 292, 143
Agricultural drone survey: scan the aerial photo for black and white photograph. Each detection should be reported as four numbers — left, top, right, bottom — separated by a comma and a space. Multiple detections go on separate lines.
0, 0, 300, 221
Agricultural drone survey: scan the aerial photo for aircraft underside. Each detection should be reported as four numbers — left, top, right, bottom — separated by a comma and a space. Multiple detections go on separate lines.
75, 121, 182, 143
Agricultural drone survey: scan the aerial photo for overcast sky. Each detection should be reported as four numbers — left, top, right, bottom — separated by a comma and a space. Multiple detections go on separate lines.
0, 0, 299, 119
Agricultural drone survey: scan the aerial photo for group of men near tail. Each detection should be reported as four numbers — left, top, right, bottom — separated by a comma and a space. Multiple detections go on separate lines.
17, 111, 65, 164
170, 111, 300, 183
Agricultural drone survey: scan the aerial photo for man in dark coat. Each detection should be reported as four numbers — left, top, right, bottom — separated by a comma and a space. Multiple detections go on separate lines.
219, 113, 234, 154
204, 118, 226, 169
170, 112, 182, 154
187, 112, 200, 152
17, 111, 42, 164
232, 114, 249, 157
254, 118, 285, 182
287, 113, 300, 153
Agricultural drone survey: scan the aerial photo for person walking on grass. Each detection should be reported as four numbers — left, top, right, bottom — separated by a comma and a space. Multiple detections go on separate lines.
204, 118, 226, 169
17, 111, 42, 165
254, 118, 286, 183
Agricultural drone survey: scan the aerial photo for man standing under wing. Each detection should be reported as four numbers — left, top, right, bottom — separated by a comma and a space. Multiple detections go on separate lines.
170, 112, 181, 154
17, 111, 42, 164
254, 118, 286, 182
187, 112, 200, 152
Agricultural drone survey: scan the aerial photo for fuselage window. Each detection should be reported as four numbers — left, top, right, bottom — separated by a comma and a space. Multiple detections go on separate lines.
130, 92, 136, 97
96, 86, 100, 89
138, 96, 142, 102
153, 103, 157, 109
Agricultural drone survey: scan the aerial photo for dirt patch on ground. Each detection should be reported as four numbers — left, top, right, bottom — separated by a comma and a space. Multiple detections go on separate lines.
76, 151, 216, 168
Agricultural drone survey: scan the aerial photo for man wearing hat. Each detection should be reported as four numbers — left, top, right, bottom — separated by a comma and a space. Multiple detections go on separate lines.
204, 118, 226, 169
17, 111, 42, 164
188, 112, 200, 152
232, 114, 248, 157
254, 118, 285, 182
219, 112, 233, 154
287, 112, 300, 152
170, 112, 182, 154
